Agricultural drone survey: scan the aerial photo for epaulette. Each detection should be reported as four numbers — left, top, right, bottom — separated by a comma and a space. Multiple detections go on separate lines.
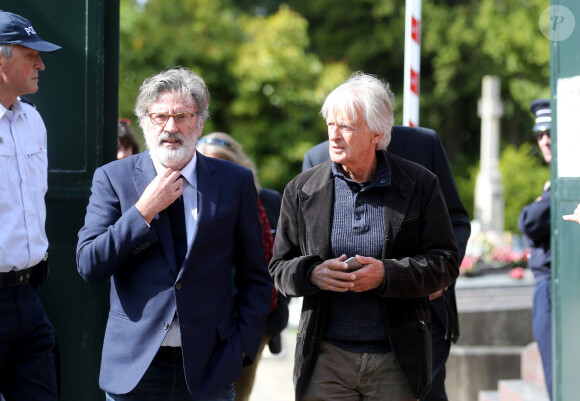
19, 97, 37, 109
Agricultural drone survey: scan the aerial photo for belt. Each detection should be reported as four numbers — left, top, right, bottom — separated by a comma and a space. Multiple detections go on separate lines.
0, 253, 49, 288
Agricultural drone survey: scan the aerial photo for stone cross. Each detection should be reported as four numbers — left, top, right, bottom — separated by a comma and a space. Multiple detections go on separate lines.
474, 75, 504, 233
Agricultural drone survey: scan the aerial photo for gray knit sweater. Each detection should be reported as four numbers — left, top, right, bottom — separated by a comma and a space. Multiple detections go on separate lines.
324, 151, 392, 353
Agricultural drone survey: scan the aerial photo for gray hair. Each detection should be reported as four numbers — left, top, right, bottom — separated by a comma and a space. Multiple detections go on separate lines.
134, 66, 210, 127
0, 44, 13, 57
320, 71, 394, 150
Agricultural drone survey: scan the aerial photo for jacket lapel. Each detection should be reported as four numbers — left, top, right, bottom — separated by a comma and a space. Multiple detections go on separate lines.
300, 161, 334, 260
382, 152, 415, 257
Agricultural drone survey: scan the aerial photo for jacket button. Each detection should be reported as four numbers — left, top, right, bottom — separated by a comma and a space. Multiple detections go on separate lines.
175, 282, 182, 290
164, 323, 169, 330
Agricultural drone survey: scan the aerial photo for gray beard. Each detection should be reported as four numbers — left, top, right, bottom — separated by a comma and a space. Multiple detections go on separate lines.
146, 129, 198, 170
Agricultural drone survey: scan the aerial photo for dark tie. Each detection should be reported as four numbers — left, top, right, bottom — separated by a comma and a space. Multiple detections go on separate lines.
167, 193, 187, 267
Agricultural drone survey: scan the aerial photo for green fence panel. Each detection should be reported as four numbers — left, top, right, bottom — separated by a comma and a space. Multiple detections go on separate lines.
550, 1, 580, 400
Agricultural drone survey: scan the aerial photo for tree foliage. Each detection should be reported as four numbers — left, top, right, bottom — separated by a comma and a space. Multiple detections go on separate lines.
119, 0, 348, 191
227, 5, 349, 187
118, 0, 552, 226
119, 0, 240, 132
500, 143, 550, 232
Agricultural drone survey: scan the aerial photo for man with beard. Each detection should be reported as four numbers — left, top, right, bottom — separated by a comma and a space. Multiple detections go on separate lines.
76, 67, 273, 401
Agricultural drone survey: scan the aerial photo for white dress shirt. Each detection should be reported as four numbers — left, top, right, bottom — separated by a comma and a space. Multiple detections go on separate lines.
151, 152, 199, 347
0, 98, 49, 272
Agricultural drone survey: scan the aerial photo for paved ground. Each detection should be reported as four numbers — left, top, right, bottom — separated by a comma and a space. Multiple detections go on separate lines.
249, 298, 301, 401
249, 328, 296, 401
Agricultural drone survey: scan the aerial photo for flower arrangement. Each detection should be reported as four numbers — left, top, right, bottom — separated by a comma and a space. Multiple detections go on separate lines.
459, 222, 529, 277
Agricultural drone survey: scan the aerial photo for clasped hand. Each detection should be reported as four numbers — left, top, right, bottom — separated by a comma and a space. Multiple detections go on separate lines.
308, 254, 385, 293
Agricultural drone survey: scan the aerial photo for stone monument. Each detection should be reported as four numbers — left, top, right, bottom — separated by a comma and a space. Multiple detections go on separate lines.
474, 75, 504, 233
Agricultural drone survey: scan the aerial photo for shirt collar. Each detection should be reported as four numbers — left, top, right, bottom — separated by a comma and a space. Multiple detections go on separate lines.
332, 150, 391, 188
150, 151, 198, 189
0, 97, 25, 122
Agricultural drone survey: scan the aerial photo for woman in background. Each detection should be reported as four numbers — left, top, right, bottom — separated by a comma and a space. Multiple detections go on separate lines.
197, 132, 289, 401
117, 119, 140, 159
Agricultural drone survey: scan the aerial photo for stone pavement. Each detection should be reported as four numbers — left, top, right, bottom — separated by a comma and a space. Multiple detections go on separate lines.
249, 298, 301, 401
249, 327, 296, 401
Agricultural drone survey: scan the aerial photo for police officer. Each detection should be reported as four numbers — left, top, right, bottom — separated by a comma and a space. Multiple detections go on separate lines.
0, 10, 61, 401
518, 99, 552, 400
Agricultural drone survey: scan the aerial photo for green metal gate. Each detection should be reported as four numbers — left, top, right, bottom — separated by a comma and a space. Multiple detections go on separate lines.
550, 1, 580, 400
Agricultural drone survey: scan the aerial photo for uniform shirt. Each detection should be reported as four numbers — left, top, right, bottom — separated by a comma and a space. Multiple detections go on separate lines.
0, 98, 49, 272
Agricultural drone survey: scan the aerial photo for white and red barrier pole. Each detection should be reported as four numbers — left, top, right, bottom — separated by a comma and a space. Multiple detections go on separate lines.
403, 0, 421, 127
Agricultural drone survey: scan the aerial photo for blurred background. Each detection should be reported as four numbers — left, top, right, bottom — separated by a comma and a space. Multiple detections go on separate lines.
118, 0, 551, 237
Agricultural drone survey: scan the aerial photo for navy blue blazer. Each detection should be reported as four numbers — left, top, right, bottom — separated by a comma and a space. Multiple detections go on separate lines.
302, 126, 471, 341
76, 150, 273, 397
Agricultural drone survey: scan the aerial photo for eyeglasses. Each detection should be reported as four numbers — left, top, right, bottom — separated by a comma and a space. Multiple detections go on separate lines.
148, 112, 199, 126
534, 130, 550, 141
198, 137, 231, 147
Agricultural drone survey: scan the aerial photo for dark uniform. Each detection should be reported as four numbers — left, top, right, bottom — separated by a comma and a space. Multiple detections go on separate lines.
518, 99, 552, 400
